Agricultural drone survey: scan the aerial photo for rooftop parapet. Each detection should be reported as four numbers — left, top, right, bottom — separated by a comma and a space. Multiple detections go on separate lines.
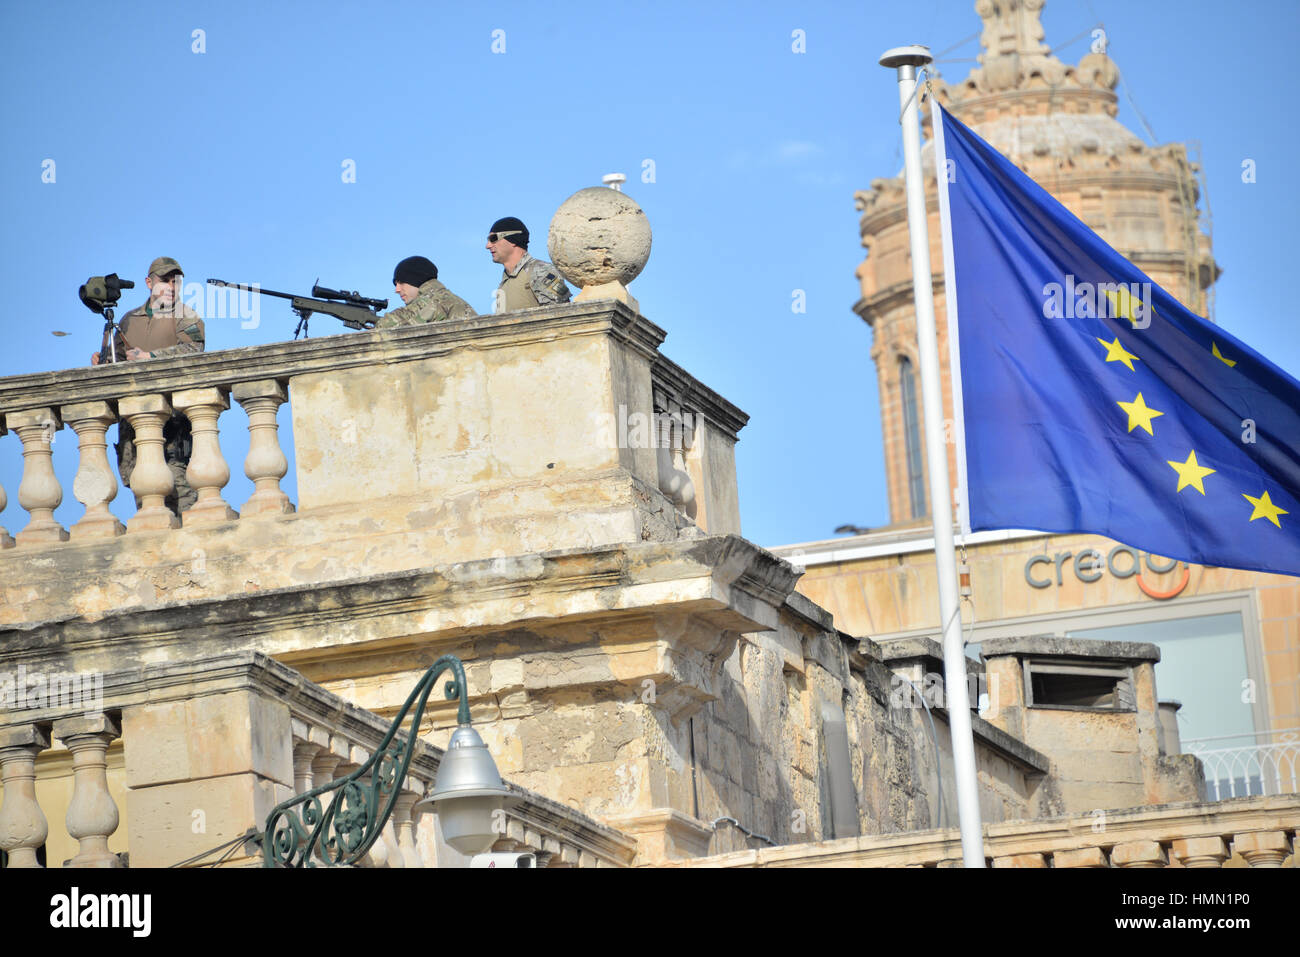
0, 302, 746, 628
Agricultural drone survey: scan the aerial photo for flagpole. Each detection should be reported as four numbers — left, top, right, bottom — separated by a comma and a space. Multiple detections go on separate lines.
878, 44, 986, 868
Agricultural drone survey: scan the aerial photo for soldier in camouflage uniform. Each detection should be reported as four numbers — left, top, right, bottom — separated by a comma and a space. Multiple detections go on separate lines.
485, 217, 571, 313
375, 256, 476, 328
92, 256, 204, 516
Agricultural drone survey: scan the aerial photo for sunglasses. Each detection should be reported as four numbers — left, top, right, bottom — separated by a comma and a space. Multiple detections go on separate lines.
488, 231, 523, 243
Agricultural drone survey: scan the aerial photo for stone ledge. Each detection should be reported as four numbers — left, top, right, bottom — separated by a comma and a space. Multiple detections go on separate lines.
877, 636, 985, 678
0, 535, 799, 681
981, 635, 1161, 664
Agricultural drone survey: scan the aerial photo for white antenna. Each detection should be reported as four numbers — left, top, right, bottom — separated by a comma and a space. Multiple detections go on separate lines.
601, 173, 626, 192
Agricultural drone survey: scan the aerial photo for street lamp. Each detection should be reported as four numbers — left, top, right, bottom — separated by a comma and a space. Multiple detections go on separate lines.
262, 653, 512, 867
417, 723, 513, 855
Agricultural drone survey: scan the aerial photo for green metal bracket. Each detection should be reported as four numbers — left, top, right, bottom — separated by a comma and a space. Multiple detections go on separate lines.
261, 654, 471, 867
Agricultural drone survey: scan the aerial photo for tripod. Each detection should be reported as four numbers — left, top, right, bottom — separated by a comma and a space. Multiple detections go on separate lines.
98, 306, 124, 364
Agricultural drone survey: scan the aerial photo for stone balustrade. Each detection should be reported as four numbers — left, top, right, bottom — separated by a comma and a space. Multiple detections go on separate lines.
284, 699, 636, 868
0, 379, 288, 542
0, 305, 749, 630
668, 794, 1299, 868
0, 717, 122, 868
0, 651, 637, 868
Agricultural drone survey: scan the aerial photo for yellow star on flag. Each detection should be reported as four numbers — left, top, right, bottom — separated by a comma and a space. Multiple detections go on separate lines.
1117, 392, 1164, 435
1212, 341, 1237, 367
1103, 287, 1153, 328
1242, 490, 1288, 528
1167, 450, 1215, 494
1096, 336, 1140, 371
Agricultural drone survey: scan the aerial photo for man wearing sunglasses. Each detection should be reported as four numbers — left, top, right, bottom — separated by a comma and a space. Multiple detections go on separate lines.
91, 256, 205, 517
486, 217, 571, 313
376, 255, 476, 328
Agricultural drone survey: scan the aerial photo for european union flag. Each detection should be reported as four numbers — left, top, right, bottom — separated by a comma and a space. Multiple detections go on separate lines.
932, 100, 1300, 577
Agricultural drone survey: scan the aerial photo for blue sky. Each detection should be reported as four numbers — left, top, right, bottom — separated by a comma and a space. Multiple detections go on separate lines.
1, 0, 1296, 547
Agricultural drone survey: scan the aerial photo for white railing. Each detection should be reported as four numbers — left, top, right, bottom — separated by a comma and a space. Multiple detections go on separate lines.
1184, 728, 1300, 801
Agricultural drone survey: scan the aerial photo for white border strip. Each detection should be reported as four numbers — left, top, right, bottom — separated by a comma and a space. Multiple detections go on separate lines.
771, 527, 1046, 568
930, 96, 972, 537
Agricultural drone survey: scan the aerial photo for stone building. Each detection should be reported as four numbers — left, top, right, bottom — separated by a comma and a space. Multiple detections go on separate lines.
770, 0, 1300, 857
0, 3, 1295, 871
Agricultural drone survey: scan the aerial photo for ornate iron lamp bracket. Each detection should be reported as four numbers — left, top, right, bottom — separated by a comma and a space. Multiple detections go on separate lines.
261, 654, 472, 867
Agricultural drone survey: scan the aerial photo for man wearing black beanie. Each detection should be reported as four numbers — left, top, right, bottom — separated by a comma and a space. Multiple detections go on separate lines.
376, 255, 476, 328
486, 217, 571, 313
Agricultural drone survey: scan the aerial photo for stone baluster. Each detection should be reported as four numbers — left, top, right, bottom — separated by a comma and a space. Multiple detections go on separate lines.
655, 397, 696, 519
308, 745, 344, 864
310, 746, 343, 790
330, 756, 363, 865
6, 408, 68, 544
288, 732, 325, 859
551, 838, 580, 868
1111, 840, 1168, 868
0, 724, 52, 867
1233, 830, 1289, 868
119, 395, 179, 531
355, 765, 392, 868
173, 388, 239, 526
54, 714, 123, 868
393, 782, 425, 867
1053, 846, 1108, 868
232, 380, 295, 516
380, 817, 404, 868
0, 421, 14, 548
293, 742, 322, 792
61, 401, 126, 540
1172, 836, 1228, 868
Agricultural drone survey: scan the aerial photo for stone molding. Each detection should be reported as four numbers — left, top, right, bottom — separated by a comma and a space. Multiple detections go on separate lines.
981, 635, 1161, 663
0, 536, 799, 691
651, 353, 749, 439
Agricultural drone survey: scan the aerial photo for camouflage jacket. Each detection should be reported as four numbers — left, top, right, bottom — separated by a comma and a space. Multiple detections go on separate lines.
494, 253, 571, 313
105, 300, 205, 360
376, 278, 476, 328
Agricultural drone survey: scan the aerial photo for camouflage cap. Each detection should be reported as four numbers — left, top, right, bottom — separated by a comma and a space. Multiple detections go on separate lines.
148, 256, 183, 278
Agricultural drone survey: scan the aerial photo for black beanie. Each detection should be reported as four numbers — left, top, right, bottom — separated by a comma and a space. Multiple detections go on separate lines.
490, 216, 529, 249
393, 256, 438, 287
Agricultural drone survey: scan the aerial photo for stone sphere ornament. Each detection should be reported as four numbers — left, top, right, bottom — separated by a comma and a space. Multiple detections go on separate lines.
548, 187, 652, 310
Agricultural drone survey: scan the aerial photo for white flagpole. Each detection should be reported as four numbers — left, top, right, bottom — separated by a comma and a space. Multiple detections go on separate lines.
878, 44, 985, 868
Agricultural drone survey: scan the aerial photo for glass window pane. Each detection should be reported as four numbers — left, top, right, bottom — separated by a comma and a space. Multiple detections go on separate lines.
900, 358, 926, 519
1067, 613, 1254, 743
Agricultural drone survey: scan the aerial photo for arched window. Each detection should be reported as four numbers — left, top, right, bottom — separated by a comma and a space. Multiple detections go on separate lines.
899, 356, 926, 518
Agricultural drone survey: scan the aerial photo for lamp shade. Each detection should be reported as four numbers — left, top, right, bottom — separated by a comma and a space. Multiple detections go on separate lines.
418, 725, 514, 856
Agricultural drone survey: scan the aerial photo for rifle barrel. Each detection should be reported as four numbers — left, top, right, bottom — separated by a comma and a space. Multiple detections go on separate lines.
206, 279, 297, 301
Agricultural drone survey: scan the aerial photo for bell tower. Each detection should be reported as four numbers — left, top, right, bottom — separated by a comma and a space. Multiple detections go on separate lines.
853, 0, 1219, 525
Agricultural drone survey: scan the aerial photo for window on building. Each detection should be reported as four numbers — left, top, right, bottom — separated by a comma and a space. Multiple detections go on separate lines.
899, 356, 926, 519
1025, 660, 1135, 710
1067, 612, 1255, 743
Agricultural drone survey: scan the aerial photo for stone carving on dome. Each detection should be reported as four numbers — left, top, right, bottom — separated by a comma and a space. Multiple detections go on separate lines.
933, 0, 1120, 109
